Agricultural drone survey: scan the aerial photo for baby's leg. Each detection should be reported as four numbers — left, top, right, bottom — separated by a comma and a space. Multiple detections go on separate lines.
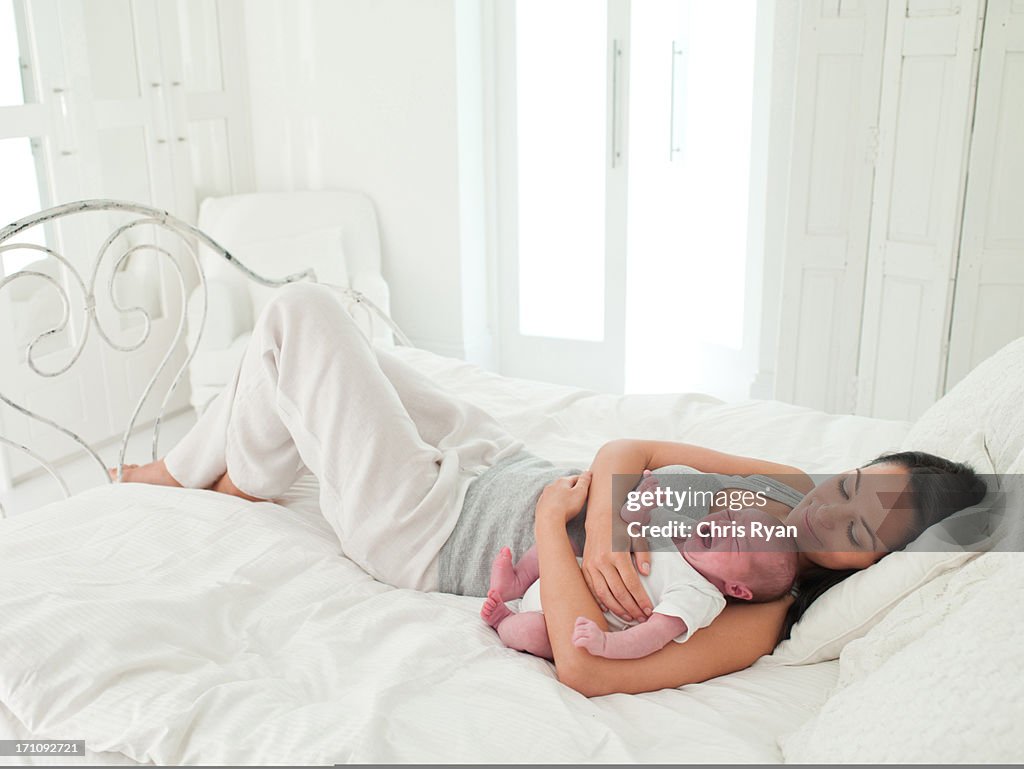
497, 611, 552, 659
480, 591, 553, 659
488, 545, 540, 601
489, 538, 584, 602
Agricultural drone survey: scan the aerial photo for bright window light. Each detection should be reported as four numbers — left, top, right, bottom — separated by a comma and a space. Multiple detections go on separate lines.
0, 0, 26, 107
0, 137, 47, 277
515, 0, 607, 341
624, 0, 757, 394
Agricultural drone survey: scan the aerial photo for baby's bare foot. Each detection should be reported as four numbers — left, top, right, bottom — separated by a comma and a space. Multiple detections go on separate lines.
480, 589, 513, 629
488, 546, 538, 601
108, 460, 182, 487
488, 547, 521, 601
572, 616, 608, 656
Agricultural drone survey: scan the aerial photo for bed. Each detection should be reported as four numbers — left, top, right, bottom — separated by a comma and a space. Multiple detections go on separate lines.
0, 200, 1021, 765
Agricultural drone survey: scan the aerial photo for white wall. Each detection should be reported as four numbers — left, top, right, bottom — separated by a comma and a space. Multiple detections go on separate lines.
243, 0, 491, 362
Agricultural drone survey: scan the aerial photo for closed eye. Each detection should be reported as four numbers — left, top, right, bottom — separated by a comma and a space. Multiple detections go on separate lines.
837, 475, 851, 500
847, 521, 860, 547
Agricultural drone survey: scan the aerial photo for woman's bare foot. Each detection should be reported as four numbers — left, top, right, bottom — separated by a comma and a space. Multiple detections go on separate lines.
109, 462, 265, 502
108, 460, 182, 487
211, 472, 265, 502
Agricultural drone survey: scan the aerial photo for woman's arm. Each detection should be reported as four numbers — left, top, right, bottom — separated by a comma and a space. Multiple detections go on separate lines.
535, 476, 793, 696
537, 514, 791, 695
582, 439, 812, 622
592, 438, 812, 489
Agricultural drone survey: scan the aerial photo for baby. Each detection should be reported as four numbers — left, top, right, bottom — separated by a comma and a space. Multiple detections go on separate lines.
480, 480, 798, 660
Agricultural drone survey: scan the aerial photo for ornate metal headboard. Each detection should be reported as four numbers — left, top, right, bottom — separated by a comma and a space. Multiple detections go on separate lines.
0, 199, 409, 517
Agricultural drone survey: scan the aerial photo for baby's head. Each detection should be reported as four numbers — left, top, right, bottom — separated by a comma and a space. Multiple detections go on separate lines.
681, 507, 798, 602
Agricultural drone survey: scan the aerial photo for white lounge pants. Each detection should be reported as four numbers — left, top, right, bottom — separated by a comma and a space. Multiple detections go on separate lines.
165, 283, 523, 591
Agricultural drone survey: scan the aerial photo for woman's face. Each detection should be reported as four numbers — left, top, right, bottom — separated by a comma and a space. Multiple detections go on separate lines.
784, 462, 914, 570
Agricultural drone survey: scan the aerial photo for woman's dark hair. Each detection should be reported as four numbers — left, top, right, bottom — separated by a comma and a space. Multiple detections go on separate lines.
777, 450, 987, 644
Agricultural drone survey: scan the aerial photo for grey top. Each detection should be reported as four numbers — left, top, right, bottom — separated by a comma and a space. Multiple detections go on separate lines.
437, 450, 807, 597
438, 452, 588, 597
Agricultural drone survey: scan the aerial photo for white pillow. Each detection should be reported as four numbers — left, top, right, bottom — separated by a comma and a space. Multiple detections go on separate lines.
217, 226, 391, 346
994, 444, 1024, 553
226, 226, 349, 319
778, 552, 1024, 763
767, 430, 996, 666
768, 550, 977, 665
901, 335, 1024, 472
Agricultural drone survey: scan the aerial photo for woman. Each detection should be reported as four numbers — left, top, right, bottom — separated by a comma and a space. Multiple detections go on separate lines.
116, 284, 984, 695
527, 442, 982, 695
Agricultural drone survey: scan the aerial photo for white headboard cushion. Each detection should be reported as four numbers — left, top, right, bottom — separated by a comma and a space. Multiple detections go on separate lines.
197, 189, 384, 280
186, 190, 396, 411
196, 189, 393, 346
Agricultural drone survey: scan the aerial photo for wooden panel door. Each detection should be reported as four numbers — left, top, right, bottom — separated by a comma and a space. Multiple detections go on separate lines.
775, 0, 888, 413
946, 0, 1024, 390
856, 0, 982, 420
157, 0, 255, 222
1, 0, 241, 485
0, 0, 116, 484
61, 0, 197, 466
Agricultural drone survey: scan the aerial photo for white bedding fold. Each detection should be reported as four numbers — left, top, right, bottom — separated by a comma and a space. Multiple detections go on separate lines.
387, 348, 910, 474
0, 485, 836, 764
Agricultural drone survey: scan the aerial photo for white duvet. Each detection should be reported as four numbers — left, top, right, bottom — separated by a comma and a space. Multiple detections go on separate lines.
0, 347, 912, 764
780, 551, 1024, 763
0, 484, 839, 764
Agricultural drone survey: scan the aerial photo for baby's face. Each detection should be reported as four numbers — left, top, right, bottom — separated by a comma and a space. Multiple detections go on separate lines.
681, 508, 796, 597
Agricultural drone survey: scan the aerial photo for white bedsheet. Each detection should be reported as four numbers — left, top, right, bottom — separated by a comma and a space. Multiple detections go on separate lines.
0, 347, 909, 764
0, 702, 143, 767
387, 348, 910, 475
0, 485, 839, 764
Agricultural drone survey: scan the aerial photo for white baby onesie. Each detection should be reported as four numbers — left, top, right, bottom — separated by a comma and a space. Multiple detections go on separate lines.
519, 549, 726, 643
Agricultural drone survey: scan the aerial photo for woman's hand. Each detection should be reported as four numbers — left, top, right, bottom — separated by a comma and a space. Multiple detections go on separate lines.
535, 472, 592, 525
574, 442, 656, 624
581, 529, 653, 623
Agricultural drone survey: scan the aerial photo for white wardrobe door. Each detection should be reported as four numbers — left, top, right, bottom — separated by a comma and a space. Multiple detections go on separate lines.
776, 0, 887, 414
856, 0, 982, 421
946, 0, 1024, 390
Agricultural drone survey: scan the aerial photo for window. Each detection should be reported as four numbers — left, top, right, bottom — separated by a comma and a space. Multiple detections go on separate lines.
494, 0, 769, 399
515, 0, 607, 342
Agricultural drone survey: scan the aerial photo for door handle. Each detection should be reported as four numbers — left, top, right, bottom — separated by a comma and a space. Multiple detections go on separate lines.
669, 40, 686, 161
611, 39, 623, 168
